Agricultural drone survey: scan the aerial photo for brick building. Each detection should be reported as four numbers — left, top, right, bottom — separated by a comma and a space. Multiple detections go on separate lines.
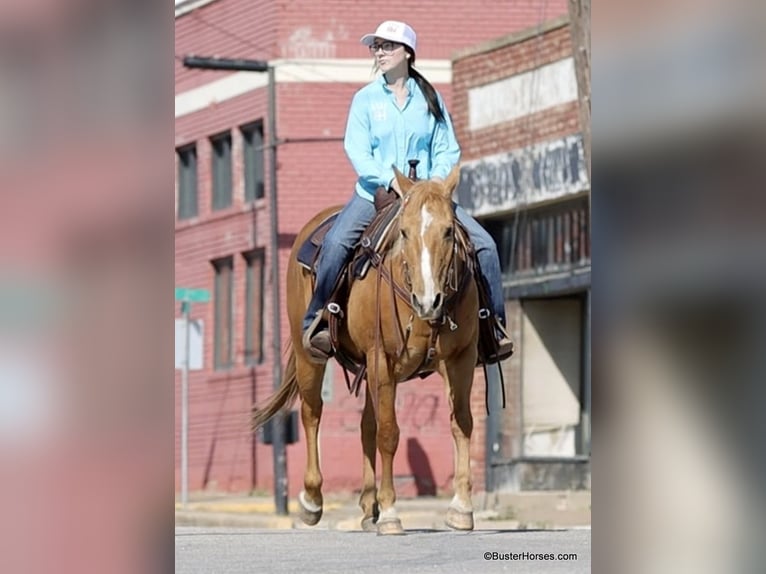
452, 16, 591, 491
174, 0, 568, 496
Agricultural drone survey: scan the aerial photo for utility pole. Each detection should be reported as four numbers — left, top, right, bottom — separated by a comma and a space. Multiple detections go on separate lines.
265, 63, 289, 516
182, 56, 288, 516
568, 0, 591, 180
567, 1, 592, 460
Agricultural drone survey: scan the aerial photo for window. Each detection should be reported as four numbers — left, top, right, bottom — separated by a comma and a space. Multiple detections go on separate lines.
485, 197, 590, 275
210, 131, 232, 210
243, 249, 265, 365
176, 144, 198, 220
213, 256, 234, 370
241, 121, 265, 201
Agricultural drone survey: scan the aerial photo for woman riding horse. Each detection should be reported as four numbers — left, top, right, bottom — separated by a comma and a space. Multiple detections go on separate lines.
301, 20, 512, 363
252, 20, 515, 536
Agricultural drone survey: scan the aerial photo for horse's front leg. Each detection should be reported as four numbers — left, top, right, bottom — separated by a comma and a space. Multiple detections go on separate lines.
359, 384, 379, 531
368, 351, 404, 535
295, 354, 327, 525
439, 348, 478, 531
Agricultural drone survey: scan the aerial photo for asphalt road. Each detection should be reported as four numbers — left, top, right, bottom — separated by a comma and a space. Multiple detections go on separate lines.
176, 527, 591, 573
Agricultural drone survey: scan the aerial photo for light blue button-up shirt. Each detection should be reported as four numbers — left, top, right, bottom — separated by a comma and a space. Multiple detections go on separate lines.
344, 75, 461, 202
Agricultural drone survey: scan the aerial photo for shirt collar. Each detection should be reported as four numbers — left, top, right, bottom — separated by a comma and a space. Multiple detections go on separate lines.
378, 74, 416, 94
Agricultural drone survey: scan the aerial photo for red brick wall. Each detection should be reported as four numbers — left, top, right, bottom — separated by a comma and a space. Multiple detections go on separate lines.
273, 0, 568, 60
452, 21, 580, 160
175, 0, 569, 497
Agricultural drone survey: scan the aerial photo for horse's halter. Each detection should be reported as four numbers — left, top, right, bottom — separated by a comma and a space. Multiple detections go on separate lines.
399, 214, 459, 323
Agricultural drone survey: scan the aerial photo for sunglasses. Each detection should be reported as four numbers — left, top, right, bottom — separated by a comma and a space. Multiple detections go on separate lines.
368, 41, 401, 55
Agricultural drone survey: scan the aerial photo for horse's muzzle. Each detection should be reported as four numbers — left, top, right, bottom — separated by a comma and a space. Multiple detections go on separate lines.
411, 291, 444, 320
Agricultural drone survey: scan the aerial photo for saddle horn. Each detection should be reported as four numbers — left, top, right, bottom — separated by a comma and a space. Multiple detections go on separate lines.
407, 159, 419, 181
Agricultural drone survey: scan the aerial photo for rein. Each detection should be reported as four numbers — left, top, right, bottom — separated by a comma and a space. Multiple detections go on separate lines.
374, 221, 473, 378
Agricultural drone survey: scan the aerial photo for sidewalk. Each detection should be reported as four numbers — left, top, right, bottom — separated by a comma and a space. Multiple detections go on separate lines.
175, 490, 591, 531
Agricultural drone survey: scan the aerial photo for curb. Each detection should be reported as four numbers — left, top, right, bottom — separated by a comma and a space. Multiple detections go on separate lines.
175, 511, 294, 529
175, 511, 589, 532
174, 491, 591, 531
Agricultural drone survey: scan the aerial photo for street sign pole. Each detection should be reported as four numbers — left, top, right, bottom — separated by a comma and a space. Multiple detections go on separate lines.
175, 287, 209, 509
181, 300, 191, 508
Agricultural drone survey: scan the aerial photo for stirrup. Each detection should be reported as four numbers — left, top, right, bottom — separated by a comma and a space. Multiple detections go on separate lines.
302, 312, 333, 363
493, 336, 514, 362
488, 318, 514, 363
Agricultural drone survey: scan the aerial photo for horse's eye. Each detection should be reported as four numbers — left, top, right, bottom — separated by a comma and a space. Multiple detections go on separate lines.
400, 229, 408, 240
444, 227, 453, 240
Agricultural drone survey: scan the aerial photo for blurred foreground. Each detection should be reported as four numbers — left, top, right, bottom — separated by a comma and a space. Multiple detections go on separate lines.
594, 1, 766, 573
0, 1, 172, 574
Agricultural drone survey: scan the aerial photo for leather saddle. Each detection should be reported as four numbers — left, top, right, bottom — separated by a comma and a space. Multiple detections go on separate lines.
296, 188, 401, 280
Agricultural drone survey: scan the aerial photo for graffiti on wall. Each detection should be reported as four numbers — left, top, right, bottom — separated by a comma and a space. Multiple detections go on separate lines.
456, 134, 589, 217
335, 390, 442, 435
281, 22, 349, 59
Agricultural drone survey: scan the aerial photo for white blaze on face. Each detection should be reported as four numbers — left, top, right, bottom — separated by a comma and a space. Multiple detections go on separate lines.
419, 205, 437, 308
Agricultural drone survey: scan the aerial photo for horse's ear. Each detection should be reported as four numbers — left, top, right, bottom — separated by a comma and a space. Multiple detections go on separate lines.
392, 166, 414, 198
439, 165, 462, 199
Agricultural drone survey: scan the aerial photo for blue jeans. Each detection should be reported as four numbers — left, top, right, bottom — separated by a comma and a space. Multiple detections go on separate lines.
303, 193, 377, 332
302, 193, 507, 332
454, 205, 507, 325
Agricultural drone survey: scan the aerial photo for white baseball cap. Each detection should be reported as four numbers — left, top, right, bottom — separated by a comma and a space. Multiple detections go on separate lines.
360, 20, 417, 54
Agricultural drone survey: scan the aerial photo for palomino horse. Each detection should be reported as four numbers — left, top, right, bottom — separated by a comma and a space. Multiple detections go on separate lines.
252, 166, 479, 535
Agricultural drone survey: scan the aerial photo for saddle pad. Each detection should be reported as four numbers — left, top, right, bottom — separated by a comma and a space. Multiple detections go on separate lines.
296, 212, 340, 270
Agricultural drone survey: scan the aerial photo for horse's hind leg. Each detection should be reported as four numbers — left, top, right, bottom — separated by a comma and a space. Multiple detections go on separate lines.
440, 350, 477, 531
295, 353, 327, 525
359, 386, 379, 531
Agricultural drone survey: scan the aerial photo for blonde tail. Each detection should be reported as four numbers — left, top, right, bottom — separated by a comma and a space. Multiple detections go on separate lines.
250, 343, 299, 432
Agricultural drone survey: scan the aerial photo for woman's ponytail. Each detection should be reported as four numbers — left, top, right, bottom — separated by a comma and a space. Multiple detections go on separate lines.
406, 48, 445, 123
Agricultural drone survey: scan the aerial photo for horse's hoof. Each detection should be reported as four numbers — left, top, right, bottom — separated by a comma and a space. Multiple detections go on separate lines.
377, 518, 405, 535
445, 507, 474, 531
360, 501, 379, 531
299, 505, 322, 526
361, 516, 378, 532
298, 491, 323, 526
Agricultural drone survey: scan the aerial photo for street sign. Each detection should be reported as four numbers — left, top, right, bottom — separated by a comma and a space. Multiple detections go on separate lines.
175, 285, 210, 508
175, 287, 210, 303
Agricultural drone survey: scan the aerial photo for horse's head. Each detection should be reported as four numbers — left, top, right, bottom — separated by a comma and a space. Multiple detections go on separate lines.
391, 165, 462, 321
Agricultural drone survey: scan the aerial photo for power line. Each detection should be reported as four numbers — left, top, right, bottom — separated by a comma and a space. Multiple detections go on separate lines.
186, 12, 345, 84
191, 11, 274, 57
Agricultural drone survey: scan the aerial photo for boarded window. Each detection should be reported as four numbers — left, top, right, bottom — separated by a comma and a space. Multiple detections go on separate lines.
243, 249, 265, 365
213, 256, 234, 369
485, 197, 590, 275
